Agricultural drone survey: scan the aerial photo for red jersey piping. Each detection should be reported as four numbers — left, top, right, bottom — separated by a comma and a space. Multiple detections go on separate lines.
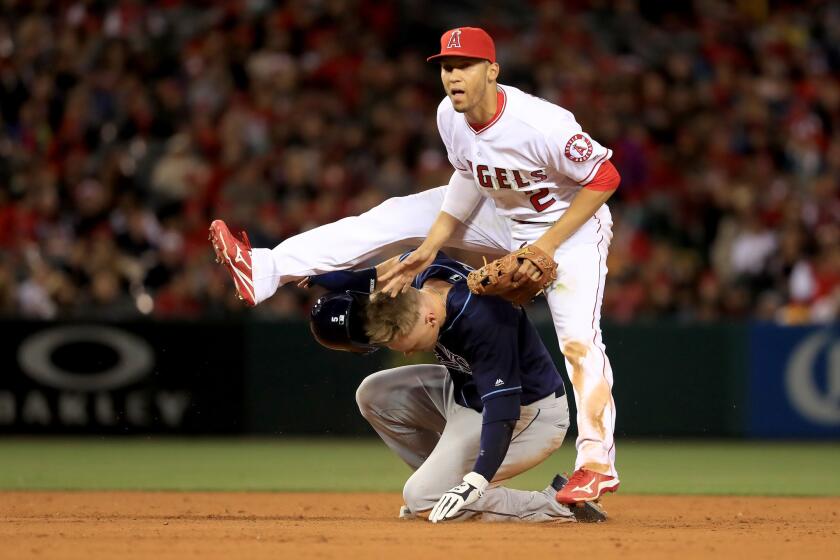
467, 88, 506, 134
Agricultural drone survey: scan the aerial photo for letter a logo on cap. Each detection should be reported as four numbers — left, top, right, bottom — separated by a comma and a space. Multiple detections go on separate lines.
427, 27, 496, 63
447, 29, 462, 49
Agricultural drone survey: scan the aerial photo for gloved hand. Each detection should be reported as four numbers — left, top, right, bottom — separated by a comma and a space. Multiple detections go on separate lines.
429, 472, 489, 523
466, 245, 558, 305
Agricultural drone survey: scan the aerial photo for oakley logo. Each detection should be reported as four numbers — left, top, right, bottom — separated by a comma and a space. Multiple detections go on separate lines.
17, 326, 153, 391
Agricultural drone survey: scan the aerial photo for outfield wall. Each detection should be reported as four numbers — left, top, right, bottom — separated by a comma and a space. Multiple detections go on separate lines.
1, 320, 837, 438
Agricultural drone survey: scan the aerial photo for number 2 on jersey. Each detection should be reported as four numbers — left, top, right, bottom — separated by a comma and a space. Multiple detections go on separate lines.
528, 188, 556, 212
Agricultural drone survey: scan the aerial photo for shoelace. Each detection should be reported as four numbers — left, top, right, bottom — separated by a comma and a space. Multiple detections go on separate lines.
565, 469, 589, 488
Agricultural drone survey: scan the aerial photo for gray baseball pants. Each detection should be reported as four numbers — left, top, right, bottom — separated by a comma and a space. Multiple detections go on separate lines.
356, 365, 574, 522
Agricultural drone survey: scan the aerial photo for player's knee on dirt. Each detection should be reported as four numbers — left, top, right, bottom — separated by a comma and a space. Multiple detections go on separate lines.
402, 473, 439, 514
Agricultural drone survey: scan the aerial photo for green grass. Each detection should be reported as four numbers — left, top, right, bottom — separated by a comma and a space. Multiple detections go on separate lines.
1, 438, 838, 496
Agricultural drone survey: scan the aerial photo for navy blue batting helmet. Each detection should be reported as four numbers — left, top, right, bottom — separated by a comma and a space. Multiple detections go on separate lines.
309, 291, 380, 354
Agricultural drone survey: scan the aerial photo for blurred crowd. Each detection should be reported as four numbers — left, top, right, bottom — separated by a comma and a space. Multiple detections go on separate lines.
1, 0, 839, 323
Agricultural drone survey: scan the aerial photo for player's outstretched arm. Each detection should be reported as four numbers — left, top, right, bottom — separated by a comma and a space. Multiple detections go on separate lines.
429, 395, 519, 523
378, 211, 461, 296
532, 188, 615, 256
298, 255, 407, 292
514, 163, 620, 284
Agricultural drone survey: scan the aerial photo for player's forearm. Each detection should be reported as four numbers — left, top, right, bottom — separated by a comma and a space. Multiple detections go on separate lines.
309, 267, 378, 293
473, 418, 516, 481
535, 187, 615, 253
309, 254, 410, 292
472, 394, 520, 481
376, 214, 457, 294
418, 211, 461, 253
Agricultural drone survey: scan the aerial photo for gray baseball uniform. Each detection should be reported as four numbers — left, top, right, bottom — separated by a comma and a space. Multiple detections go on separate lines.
357, 365, 571, 522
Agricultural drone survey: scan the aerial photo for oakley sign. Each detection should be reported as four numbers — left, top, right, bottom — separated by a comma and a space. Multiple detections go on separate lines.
1, 325, 190, 429
17, 326, 153, 391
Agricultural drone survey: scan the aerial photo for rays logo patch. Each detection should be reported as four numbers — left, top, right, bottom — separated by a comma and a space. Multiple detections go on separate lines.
434, 344, 472, 376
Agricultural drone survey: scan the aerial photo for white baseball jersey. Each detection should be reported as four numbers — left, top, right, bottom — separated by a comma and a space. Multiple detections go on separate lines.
437, 84, 613, 223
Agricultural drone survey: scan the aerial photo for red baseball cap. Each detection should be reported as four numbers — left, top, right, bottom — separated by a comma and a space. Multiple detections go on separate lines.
427, 27, 496, 63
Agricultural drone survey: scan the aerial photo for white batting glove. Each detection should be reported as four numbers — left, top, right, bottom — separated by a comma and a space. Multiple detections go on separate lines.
429, 472, 489, 523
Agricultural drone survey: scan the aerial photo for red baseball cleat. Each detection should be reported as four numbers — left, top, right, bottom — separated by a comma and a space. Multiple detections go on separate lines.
555, 468, 619, 504
550, 474, 606, 522
209, 219, 256, 306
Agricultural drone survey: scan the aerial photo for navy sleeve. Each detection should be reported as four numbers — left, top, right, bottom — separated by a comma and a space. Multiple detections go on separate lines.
308, 268, 377, 293
461, 301, 524, 414
473, 411, 516, 481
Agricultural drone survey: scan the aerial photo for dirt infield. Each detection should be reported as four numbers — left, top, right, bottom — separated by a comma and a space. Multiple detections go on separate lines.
2, 492, 838, 560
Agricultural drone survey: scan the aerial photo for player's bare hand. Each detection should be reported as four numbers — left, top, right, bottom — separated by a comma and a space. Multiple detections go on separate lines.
512, 241, 557, 285
297, 277, 311, 289
378, 248, 436, 297
512, 259, 542, 285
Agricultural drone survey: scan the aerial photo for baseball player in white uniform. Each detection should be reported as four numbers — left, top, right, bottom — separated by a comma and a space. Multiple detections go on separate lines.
210, 26, 621, 504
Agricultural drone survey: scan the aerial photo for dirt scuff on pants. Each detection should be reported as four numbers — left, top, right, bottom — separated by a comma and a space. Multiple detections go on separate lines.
564, 340, 612, 447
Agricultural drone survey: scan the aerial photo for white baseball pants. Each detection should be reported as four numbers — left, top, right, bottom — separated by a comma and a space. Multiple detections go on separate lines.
250, 187, 512, 303
510, 206, 617, 477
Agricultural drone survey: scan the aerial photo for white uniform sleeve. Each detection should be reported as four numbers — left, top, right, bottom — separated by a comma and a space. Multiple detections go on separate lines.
441, 171, 482, 222
436, 99, 481, 222
541, 120, 613, 186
